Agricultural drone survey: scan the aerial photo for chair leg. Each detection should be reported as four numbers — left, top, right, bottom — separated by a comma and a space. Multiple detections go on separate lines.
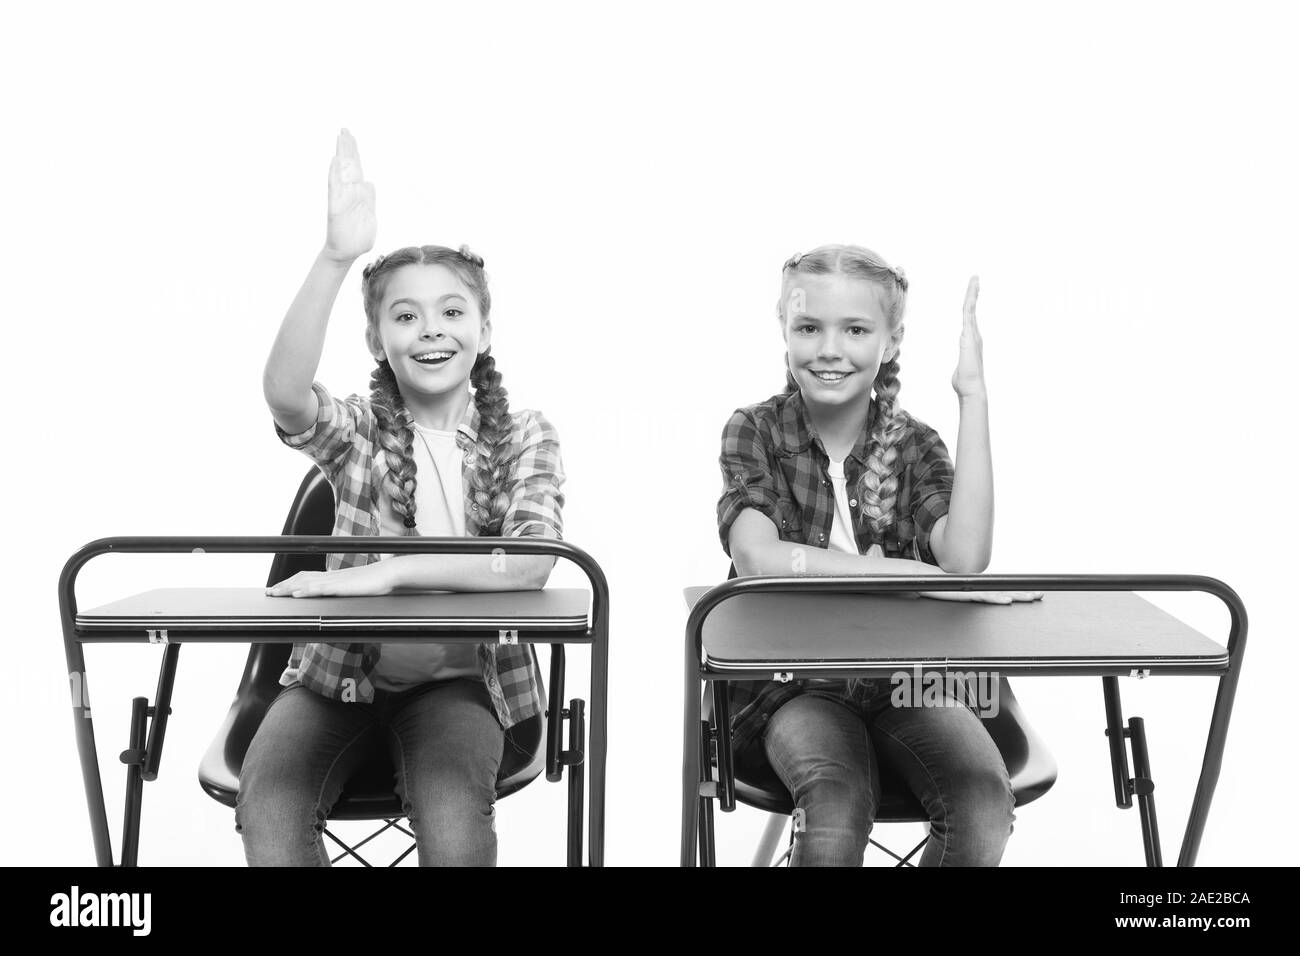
323, 826, 372, 867
324, 818, 418, 866
751, 812, 788, 867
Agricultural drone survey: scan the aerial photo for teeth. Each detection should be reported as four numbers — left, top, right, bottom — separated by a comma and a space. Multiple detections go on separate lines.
415, 351, 454, 361
813, 371, 849, 380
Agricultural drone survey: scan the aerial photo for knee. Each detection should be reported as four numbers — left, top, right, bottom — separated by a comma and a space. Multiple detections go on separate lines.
787, 761, 876, 836
951, 762, 1015, 824
235, 765, 327, 865
933, 763, 1015, 862
406, 788, 498, 866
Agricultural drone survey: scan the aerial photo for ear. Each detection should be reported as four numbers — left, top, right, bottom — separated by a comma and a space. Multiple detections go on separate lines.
364, 326, 384, 362
478, 317, 493, 354
885, 325, 904, 363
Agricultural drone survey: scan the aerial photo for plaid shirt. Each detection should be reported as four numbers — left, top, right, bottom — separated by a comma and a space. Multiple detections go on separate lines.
274, 381, 565, 729
715, 387, 955, 758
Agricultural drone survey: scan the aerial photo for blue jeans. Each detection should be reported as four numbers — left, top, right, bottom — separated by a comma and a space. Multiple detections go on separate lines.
762, 682, 1015, 867
236, 677, 504, 866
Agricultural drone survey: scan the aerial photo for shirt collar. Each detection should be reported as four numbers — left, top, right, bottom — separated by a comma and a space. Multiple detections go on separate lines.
457, 391, 480, 445
774, 387, 878, 467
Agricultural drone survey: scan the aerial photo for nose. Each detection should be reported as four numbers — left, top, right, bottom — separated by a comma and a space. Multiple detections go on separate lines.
418, 321, 445, 341
817, 329, 843, 360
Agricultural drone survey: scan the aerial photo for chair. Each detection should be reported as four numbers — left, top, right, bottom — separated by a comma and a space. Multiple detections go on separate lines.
693, 567, 1058, 867
199, 468, 585, 866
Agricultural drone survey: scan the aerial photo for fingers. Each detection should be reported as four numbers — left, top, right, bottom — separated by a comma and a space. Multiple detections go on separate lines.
266, 573, 321, 599
338, 128, 360, 161
920, 589, 1040, 604
330, 129, 363, 186
963, 275, 979, 327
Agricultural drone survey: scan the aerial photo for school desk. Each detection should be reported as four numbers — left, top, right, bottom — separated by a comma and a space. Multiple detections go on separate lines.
59, 536, 609, 867
680, 574, 1246, 867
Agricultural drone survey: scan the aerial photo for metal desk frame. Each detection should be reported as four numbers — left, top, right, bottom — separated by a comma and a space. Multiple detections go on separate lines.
59, 535, 610, 867
680, 574, 1247, 867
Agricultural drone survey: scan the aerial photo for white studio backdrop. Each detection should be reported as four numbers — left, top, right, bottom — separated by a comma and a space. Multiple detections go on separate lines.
2, 0, 1296, 866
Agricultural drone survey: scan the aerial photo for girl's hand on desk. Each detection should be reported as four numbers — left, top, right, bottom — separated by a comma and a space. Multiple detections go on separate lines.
917, 589, 1043, 605
266, 563, 394, 598
951, 276, 988, 400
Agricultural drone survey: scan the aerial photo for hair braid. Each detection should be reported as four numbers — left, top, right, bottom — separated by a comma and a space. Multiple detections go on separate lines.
856, 352, 905, 538
466, 351, 516, 535
369, 360, 420, 535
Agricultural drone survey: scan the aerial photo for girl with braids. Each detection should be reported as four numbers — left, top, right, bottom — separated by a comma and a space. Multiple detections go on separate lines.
238, 130, 565, 866
716, 244, 1041, 867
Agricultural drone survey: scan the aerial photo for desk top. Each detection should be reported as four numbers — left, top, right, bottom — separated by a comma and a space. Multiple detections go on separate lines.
684, 587, 1228, 673
77, 587, 591, 632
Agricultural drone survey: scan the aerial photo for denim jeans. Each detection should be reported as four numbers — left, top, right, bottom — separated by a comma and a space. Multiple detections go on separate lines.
762, 681, 1015, 867
236, 677, 504, 866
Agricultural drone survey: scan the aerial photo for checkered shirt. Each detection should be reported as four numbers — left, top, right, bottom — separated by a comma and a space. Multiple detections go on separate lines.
715, 387, 955, 757
274, 381, 565, 728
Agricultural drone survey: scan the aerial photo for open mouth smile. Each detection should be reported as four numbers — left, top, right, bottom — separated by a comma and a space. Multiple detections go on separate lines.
413, 350, 456, 366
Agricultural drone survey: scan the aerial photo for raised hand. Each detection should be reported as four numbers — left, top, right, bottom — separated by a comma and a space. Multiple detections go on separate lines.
951, 276, 987, 399
323, 128, 377, 263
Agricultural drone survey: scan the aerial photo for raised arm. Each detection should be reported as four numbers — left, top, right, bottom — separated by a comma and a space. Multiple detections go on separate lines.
928, 276, 994, 573
263, 129, 377, 434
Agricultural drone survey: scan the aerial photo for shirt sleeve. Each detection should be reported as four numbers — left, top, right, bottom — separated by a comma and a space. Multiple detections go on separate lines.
273, 381, 372, 480
717, 408, 781, 558
500, 409, 565, 540
909, 422, 955, 565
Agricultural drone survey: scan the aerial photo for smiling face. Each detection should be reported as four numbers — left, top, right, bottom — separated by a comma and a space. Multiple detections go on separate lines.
779, 273, 901, 412
366, 263, 491, 405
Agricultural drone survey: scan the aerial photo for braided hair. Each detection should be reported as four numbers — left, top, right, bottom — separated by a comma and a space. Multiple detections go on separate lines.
778, 244, 910, 540
361, 245, 516, 536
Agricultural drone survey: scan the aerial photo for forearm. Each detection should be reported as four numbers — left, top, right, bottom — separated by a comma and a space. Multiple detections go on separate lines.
736, 539, 939, 578
384, 553, 556, 591
935, 392, 994, 572
263, 250, 355, 413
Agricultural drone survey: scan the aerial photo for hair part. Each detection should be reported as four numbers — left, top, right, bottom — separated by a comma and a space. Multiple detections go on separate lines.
779, 244, 909, 539
362, 245, 516, 536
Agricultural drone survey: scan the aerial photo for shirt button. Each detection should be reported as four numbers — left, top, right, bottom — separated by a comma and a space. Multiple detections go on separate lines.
850, 499, 858, 507
472, 503, 479, 511
818, 533, 826, 542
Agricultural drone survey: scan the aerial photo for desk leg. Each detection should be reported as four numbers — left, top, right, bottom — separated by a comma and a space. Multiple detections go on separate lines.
681, 647, 702, 866
588, 625, 608, 867
1178, 669, 1242, 866
66, 641, 114, 866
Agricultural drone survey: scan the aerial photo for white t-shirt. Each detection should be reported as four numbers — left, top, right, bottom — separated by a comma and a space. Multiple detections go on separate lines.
825, 456, 886, 559
825, 455, 860, 556
371, 422, 481, 690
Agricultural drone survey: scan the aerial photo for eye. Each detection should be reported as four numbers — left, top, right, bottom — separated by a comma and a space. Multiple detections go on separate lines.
848, 326, 869, 336
395, 312, 417, 323
796, 324, 817, 334
443, 308, 463, 318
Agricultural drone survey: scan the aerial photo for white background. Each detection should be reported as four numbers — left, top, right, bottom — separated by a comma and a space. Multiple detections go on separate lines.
3, 0, 1297, 867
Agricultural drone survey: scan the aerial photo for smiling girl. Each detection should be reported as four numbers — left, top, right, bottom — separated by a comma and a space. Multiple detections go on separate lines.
716, 244, 1040, 866
236, 130, 565, 866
